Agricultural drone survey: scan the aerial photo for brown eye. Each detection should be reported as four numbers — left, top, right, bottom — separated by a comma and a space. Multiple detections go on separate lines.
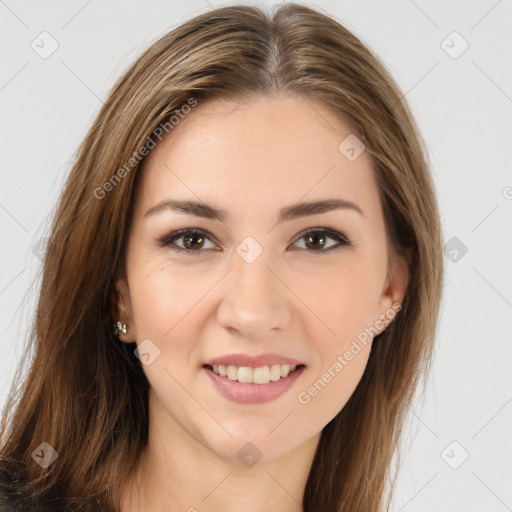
293, 228, 352, 253
304, 232, 327, 251
159, 227, 352, 256
182, 231, 205, 250
159, 229, 216, 254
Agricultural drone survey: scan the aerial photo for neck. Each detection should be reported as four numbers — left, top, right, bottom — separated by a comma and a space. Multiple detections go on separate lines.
120, 390, 319, 512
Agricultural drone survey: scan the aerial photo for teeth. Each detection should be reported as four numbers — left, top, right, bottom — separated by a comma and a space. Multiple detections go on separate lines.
269, 364, 281, 381
227, 365, 238, 380
209, 364, 301, 384
238, 366, 253, 383
253, 366, 270, 384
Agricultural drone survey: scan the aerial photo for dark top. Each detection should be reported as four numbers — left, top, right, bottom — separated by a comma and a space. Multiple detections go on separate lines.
0, 459, 104, 511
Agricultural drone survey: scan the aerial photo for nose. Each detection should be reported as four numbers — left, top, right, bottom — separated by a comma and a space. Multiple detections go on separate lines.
216, 248, 292, 340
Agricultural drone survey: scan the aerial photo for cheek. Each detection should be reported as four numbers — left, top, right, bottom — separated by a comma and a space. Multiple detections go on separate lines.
127, 263, 206, 416
299, 260, 382, 340
297, 339, 372, 425
129, 259, 207, 339
131, 272, 174, 333
294, 263, 379, 419
127, 259, 216, 379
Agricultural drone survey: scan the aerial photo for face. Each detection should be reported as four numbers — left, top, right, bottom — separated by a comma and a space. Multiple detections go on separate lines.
112, 94, 409, 462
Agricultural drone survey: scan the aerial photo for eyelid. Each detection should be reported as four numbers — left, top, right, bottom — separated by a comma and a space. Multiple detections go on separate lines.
292, 226, 352, 246
158, 226, 352, 254
157, 227, 219, 251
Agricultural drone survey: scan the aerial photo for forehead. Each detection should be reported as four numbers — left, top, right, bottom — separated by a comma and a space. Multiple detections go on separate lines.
135, 95, 382, 222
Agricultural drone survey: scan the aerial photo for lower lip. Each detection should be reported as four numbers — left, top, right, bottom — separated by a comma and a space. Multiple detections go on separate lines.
203, 365, 305, 404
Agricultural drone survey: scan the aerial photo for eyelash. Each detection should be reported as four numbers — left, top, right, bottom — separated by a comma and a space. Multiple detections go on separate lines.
157, 227, 353, 255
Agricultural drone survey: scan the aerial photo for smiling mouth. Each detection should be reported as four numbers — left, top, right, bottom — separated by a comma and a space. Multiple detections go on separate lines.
203, 363, 305, 385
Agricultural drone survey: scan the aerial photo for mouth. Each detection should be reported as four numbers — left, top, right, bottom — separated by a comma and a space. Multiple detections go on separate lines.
203, 363, 305, 384
202, 363, 306, 404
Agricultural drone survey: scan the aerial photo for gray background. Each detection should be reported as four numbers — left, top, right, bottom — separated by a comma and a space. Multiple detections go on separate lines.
1, 0, 511, 510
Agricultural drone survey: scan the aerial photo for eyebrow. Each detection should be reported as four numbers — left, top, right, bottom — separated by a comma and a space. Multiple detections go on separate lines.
144, 197, 364, 223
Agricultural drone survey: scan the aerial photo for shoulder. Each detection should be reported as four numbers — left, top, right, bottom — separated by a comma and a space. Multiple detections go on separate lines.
0, 459, 31, 511
0, 457, 104, 511
0, 471, 28, 511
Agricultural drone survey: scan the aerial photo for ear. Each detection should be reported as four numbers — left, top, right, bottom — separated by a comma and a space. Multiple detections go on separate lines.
110, 277, 137, 343
374, 247, 411, 334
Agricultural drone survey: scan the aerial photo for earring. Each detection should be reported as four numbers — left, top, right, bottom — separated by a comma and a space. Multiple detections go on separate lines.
113, 321, 127, 337
381, 306, 401, 330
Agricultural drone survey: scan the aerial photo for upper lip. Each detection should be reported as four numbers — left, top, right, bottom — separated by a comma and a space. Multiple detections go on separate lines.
204, 353, 305, 368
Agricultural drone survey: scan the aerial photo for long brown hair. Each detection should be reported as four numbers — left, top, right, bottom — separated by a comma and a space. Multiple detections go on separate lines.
0, 4, 444, 511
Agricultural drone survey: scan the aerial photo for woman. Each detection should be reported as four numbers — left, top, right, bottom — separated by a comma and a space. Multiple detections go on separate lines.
0, 3, 444, 511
